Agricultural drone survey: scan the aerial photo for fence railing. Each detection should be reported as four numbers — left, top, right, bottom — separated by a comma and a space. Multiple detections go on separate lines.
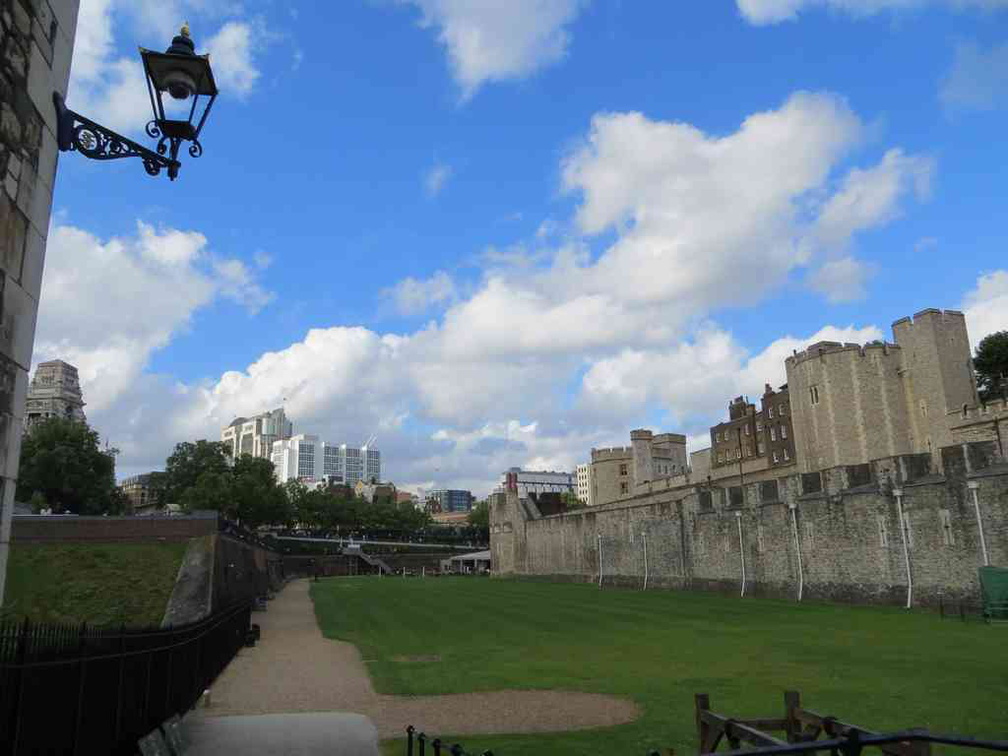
0, 600, 252, 755
405, 726, 493, 756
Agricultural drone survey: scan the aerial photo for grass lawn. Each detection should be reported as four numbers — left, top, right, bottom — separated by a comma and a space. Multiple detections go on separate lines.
311, 576, 1008, 756
1, 541, 189, 627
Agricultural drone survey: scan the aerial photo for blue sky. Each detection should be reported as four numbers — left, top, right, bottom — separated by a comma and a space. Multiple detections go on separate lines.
37, 0, 1008, 495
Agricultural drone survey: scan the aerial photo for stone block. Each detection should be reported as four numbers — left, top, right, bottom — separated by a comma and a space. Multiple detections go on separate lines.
34, 121, 56, 191
3, 32, 27, 79
6, 151, 21, 180
0, 272, 39, 371
26, 38, 56, 138
49, 11, 70, 93
3, 170, 16, 200
31, 16, 52, 66
0, 192, 27, 277
11, 2, 31, 36
0, 101, 22, 147
19, 223, 45, 298
49, 0, 78, 48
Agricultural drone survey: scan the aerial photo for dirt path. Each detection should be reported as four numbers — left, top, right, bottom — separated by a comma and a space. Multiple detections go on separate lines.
200, 579, 640, 739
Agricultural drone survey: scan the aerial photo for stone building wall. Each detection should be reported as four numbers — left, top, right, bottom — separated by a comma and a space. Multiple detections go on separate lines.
590, 446, 632, 505
0, 0, 78, 603
786, 342, 912, 473
491, 442, 1008, 607
892, 309, 977, 457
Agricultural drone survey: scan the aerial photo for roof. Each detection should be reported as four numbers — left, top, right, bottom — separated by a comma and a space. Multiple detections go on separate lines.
448, 550, 491, 562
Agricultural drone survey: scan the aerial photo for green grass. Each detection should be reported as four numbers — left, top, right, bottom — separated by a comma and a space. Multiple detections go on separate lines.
1, 541, 189, 627
310, 576, 1008, 756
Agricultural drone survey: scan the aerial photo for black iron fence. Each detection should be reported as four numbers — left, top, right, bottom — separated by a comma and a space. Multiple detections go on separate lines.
406, 726, 493, 756
0, 600, 252, 755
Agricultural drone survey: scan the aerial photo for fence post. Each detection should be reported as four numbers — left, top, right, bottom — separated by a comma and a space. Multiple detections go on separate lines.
696, 693, 711, 754
406, 725, 415, 756
113, 624, 127, 744
9, 617, 31, 755
784, 690, 802, 743
69, 622, 88, 755
164, 627, 175, 721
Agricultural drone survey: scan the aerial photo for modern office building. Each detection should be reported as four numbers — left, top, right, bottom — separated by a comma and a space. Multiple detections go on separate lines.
221, 408, 293, 460
272, 435, 381, 485
501, 468, 574, 499
575, 463, 592, 506
425, 489, 474, 513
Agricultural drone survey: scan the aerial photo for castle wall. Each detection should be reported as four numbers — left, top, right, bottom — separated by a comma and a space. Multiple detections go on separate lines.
491, 444, 1008, 608
892, 309, 977, 458
786, 343, 911, 473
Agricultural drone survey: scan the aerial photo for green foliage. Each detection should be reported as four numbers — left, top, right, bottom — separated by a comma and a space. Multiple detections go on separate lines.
312, 579, 1008, 756
561, 491, 585, 510
1, 542, 188, 626
16, 418, 121, 514
975, 331, 1008, 402
164, 440, 231, 505
467, 500, 489, 538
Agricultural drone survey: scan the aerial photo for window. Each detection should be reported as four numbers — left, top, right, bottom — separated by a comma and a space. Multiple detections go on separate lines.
756, 523, 765, 553
723, 534, 731, 553
619, 463, 628, 476
919, 400, 928, 418
783, 448, 790, 461
877, 515, 889, 547
939, 509, 954, 546
779, 403, 786, 415
620, 482, 628, 495
718, 452, 724, 463
810, 386, 820, 405
804, 520, 815, 547
781, 425, 788, 439
770, 427, 777, 441
773, 451, 779, 463
757, 442, 764, 455
768, 407, 774, 418
745, 425, 750, 436
756, 422, 763, 432
716, 431, 721, 442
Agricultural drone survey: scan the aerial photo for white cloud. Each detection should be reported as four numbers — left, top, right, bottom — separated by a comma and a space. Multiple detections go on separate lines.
812, 149, 933, 249
403, 0, 585, 98
962, 270, 1008, 348
35, 221, 271, 413
577, 323, 884, 426
914, 236, 938, 253
424, 162, 453, 197
737, 0, 1008, 25
66, 92, 934, 492
807, 256, 875, 302
382, 271, 457, 315
940, 39, 1008, 111
206, 21, 261, 97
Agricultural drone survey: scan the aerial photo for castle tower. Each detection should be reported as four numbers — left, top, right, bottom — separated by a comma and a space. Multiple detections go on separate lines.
24, 360, 87, 431
630, 429, 654, 485
891, 309, 978, 456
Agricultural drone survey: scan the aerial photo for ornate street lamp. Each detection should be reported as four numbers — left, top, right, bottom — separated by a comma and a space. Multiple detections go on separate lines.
53, 24, 218, 181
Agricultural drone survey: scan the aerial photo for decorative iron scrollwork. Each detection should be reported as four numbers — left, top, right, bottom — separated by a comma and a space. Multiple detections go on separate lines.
54, 93, 181, 180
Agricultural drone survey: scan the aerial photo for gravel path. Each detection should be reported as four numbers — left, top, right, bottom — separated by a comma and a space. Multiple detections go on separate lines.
200, 579, 640, 739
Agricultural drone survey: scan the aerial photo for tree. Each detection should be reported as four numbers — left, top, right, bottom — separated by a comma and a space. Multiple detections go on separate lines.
179, 471, 232, 514
17, 418, 120, 514
467, 500, 489, 529
975, 331, 1008, 402
231, 454, 289, 527
560, 491, 585, 511
164, 440, 231, 506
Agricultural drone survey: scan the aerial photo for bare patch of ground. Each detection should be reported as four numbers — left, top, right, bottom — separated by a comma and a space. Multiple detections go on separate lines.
200, 580, 640, 739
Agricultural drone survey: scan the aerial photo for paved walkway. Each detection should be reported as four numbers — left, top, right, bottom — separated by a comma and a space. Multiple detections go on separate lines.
196, 579, 640, 740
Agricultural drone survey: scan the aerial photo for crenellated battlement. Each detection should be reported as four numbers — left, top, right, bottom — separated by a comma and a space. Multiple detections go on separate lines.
591, 446, 632, 461
785, 339, 900, 368
892, 308, 966, 332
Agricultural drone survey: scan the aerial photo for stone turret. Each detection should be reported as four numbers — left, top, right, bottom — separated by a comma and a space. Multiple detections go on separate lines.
631, 428, 654, 485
